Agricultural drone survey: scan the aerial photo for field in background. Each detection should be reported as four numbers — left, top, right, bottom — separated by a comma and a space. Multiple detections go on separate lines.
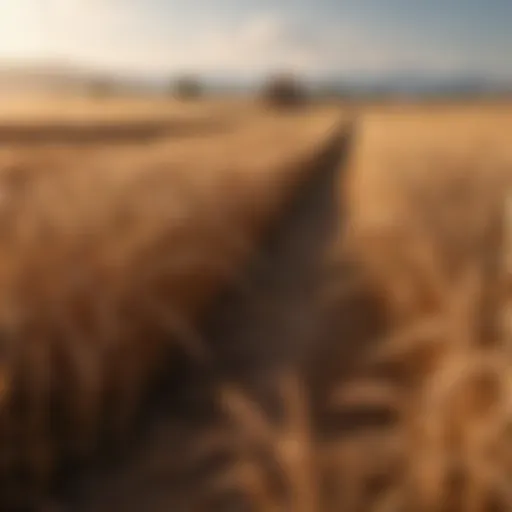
347, 102, 512, 232
0, 95, 253, 124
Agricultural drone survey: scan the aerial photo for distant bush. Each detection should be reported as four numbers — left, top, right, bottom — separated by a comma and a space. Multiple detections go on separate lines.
172, 76, 202, 100
87, 78, 117, 99
260, 73, 307, 108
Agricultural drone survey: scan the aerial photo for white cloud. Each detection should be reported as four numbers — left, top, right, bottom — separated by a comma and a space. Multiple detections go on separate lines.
176, 14, 324, 75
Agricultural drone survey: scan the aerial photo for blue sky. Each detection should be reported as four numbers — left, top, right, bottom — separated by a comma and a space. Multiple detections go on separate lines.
0, 0, 510, 79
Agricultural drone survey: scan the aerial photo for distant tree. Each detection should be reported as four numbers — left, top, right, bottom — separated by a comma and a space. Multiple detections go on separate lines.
260, 72, 307, 108
87, 77, 117, 99
172, 75, 202, 100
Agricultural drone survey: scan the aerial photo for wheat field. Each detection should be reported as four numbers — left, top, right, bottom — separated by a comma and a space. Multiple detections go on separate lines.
0, 98, 511, 511
0, 100, 344, 509
161, 103, 512, 512
321, 103, 512, 511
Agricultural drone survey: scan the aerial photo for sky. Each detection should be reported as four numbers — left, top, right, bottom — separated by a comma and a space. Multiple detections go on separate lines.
0, 0, 511, 80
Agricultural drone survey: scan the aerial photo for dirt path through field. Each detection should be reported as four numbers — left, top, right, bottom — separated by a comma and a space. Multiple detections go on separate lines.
205, 122, 353, 393
48, 121, 356, 512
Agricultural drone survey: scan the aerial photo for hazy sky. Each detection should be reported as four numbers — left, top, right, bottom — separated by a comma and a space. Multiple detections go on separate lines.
0, 0, 510, 78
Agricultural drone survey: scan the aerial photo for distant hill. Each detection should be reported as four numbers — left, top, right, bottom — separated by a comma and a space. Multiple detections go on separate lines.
0, 62, 158, 96
0, 62, 511, 99
311, 72, 512, 100
0, 62, 90, 93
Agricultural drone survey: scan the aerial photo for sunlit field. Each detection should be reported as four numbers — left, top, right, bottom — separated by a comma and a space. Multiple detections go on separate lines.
0, 95, 251, 124
329, 102, 512, 511
0, 96, 511, 511
348, 102, 512, 233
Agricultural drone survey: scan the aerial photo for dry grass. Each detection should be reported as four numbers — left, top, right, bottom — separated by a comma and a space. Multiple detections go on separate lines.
336, 166, 512, 511
0, 103, 343, 507
0, 95, 254, 125
326, 105, 512, 511
2, 100, 512, 511
177, 104, 512, 512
